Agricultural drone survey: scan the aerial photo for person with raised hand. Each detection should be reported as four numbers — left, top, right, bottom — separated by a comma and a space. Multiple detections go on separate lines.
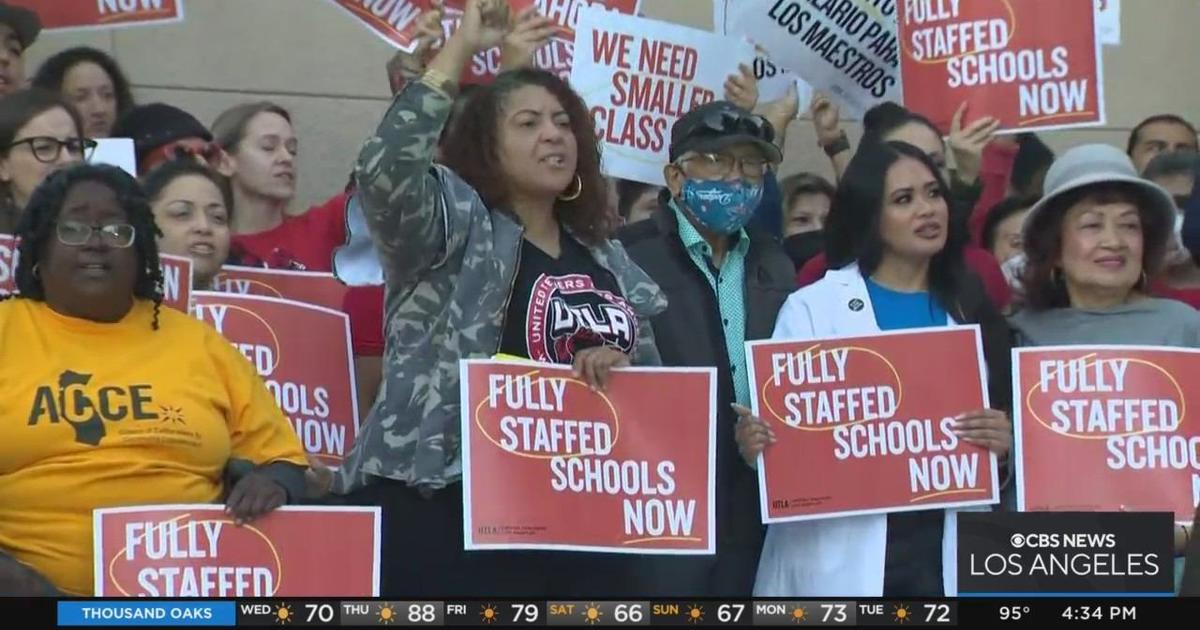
334, 0, 666, 597
499, 5, 558, 71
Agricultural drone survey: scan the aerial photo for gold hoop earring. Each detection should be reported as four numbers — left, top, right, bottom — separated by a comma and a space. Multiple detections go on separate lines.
558, 174, 583, 202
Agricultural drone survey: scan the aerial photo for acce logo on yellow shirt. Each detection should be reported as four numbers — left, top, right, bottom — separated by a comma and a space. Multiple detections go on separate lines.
28, 370, 162, 445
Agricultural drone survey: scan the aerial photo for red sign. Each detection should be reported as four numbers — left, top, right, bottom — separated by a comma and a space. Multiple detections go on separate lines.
211, 266, 348, 312
747, 327, 999, 523
332, 0, 641, 84
192, 292, 360, 467
93, 505, 380, 596
0, 234, 16, 296
462, 359, 716, 553
9, 0, 184, 31
1015, 346, 1200, 522
897, 0, 1104, 133
159, 254, 192, 313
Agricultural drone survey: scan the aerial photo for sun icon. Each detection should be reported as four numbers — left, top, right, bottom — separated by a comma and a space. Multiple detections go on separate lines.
274, 604, 293, 624
893, 604, 912, 623
377, 604, 397, 624
686, 604, 704, 623
480, 604, 499, 624
582, 603, 604, 625
790, 606, 807, 623
159, 405, 185, 424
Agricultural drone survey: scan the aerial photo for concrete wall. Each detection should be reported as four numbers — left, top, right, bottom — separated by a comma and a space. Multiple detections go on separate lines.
24, 0, 1200, 210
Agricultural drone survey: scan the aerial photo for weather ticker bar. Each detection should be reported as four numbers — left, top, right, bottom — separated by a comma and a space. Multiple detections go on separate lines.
48, 598, 1200, 628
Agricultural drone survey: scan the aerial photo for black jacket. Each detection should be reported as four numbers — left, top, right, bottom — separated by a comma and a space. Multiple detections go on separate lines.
618, 204, 795, 596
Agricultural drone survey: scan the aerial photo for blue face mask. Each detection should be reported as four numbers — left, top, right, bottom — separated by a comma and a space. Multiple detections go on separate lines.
680, 178, 763, 235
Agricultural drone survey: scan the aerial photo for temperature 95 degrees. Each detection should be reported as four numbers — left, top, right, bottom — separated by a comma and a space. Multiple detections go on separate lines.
999, 605, 1032, 622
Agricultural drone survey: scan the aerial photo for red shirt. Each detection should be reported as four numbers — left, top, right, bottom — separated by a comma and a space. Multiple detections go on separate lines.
229, 192, 386, 357
230, 193, 349, 272
969, 142, 1019, 244
796, 247, 1012, 310
1151, 281, 1200, 309
342, 285, 386, 356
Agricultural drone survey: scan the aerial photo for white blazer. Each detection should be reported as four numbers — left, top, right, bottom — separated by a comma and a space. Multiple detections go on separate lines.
753, 264, 989, 597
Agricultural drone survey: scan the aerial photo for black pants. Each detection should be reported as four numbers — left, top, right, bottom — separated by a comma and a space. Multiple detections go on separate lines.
345, 479, 642, 598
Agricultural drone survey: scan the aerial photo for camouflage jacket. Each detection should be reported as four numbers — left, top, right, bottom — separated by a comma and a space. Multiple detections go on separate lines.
334, 79, 667, 493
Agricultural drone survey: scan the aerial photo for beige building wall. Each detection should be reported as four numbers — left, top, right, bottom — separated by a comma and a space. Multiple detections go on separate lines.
24, 0, 1200, 210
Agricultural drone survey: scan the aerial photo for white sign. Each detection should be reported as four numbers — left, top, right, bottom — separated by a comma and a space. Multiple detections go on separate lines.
713, 0, 900, 115
569, 7, 754, 185
1097, 0, 1120, 45
90, 138, 137, 178
714, 6, 814, 113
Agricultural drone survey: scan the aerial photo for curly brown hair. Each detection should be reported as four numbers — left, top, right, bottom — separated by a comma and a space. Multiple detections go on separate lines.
440, 68, 612, 245
1022, 183, 1171, 310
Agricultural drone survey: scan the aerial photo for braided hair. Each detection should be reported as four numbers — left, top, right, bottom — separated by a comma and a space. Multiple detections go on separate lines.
13, 163, 165, 329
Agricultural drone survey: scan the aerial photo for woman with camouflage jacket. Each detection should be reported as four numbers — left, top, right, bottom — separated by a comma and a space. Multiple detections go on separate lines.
332, 0, 666, 598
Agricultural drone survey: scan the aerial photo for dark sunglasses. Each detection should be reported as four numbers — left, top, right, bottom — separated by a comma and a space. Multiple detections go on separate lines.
697, 110, 774, 144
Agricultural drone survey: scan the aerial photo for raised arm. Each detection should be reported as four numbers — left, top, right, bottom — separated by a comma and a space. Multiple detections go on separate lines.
354, 0, 510, 285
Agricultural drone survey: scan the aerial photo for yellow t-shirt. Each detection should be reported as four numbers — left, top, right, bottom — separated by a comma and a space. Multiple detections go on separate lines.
0, 298, 307, 595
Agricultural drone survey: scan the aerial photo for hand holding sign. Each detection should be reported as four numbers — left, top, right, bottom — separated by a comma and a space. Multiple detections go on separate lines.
809, 92, 844, 149
953, 408, 1012, 457
733, 403, 776, 468
500, 6, 558, 72
457, 0, 512, 54
224, 472, 288, 526
724, 63, 759, 112
385, 0, 448, 93
571, 345, 631, 392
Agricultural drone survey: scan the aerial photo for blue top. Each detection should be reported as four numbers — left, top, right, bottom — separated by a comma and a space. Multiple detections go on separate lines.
865, 277, 948, 331
864, 275, 949, 597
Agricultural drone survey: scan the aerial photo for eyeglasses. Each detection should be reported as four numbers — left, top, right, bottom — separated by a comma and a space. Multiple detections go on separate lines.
678, 152, 772, 178
9, 137, 98, 163
55, 221, 136, 248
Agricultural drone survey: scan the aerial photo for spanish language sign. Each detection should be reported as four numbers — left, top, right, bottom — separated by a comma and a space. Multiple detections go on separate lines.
1015, 346, 1200, 523
461, 359, 716, 553
570, 6, 755, 184
747, 327, 999, 523
897, 0, 1104, 133
192, 292, 359, 467
94, 505, 379, 596
714, 0, 901, 114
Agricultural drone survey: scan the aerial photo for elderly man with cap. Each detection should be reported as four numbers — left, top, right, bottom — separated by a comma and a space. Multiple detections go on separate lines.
0, 2, 38, 95
618, 101, 794, 597
111, 103, 217, 174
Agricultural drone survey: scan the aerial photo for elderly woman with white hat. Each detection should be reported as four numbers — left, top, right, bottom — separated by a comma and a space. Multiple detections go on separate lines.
1012, 143, 1200, 344
1010, 142, 1200, 584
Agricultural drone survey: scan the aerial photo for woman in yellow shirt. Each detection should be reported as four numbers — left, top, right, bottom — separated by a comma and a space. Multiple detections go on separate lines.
0, 163, 308, 595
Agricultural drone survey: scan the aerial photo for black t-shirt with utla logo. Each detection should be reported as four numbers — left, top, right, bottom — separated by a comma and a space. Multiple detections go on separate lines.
499, 232, 638, 364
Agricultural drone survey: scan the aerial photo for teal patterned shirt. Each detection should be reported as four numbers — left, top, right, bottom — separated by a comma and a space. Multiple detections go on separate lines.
670, 200, 751, 406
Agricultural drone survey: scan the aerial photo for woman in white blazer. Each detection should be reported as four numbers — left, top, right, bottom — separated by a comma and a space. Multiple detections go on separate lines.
736, 141, 1015, 597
